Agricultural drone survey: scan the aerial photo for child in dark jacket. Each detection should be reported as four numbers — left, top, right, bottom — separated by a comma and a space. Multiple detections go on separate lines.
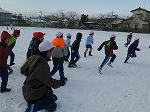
124, 38, 140, 63
0, 31, 12, 93
68, 32, 82, 67
97, 34, 118, 74
26, 32, 45, 59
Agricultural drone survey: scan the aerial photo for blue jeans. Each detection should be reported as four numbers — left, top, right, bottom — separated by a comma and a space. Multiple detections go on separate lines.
125, 38, 131, 46
100, 53, 116, 69
70, 51, 80, 64
25, 94, 57, 112
50, 64, 65, 78
9, 51, 15, 65
0, 68, 9, 89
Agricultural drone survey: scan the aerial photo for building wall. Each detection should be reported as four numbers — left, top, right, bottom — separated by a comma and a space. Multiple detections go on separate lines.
130, 19, 148, 29
132, 10, 147, 20
0, 13, 11, 21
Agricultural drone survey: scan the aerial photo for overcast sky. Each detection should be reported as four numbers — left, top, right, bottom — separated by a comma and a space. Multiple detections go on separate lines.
0, 0, 150, 16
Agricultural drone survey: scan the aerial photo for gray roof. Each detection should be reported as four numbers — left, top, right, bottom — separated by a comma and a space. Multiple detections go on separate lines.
0, 8, 12, 14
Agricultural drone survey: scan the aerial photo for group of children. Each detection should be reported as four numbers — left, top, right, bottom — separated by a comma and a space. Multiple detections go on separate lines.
0, 29, 141, 111
97, 32, 140, 74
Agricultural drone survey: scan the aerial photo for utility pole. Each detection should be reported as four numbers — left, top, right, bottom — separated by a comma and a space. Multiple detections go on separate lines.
144, 0, 146, 9
39, 10, 42, 17
39, 10, 43, 27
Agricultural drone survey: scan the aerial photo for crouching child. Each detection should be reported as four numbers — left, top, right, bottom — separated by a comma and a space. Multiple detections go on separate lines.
21, 40, 66, 112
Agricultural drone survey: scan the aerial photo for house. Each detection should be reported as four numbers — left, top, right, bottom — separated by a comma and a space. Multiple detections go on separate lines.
121, 7, 150, 32
0, 8, 12, 25
47, 20, 59, 28
30, 18, 46, 27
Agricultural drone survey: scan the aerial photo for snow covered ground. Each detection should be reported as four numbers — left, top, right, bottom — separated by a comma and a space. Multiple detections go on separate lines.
0, 26, 150, 112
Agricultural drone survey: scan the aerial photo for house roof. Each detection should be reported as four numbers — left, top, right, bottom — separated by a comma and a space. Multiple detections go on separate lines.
131, 7, 150, 13
0, 8, 12, 14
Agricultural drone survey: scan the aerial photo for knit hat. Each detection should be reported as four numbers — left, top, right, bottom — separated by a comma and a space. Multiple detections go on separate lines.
39, 40, 54, 52
56, 32, 63, 37
89, 31, 94, 35
66, 33, 72, 37
13, 29, 20, 35
110, 34, 116, 39
34, 32, 45, 39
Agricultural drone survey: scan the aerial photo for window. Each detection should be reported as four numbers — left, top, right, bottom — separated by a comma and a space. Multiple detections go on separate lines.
135, 14, 143, 20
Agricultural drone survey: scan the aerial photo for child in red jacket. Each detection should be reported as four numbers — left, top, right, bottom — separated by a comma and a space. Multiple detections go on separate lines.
0, 31, 12, 93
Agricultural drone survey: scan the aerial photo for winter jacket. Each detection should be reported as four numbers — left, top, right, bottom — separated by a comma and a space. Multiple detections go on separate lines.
85, 35, 93, 46
66, 38, 71, 48
20, 55, 62, 103
98, 38, 118, 55
52, 37, 68, 64
26, 38, 42, 59
7, 34, 17, 52
127, 34, 132, 40
0, 31, 11, 68
0, 43, 9, 69
128, 40, 140, 54
71, 33, 82, 52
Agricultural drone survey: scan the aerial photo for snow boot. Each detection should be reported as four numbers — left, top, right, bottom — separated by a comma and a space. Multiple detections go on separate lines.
124, 61, 128, 63
68, 61, 75, 67
10, 63, 15, 66
72, 60, 78, 67
89, 51, 93, 56
68, 63, 74, 67
7, 66, 13, 75
1, 88, 11, 93
98, 67, 102, 74
107, 62, 113, 67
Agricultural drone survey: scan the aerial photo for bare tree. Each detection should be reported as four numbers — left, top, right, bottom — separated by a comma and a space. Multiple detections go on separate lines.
96, 13, 114, 30
65, 11, 79, 28
53, 10, 66, 28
